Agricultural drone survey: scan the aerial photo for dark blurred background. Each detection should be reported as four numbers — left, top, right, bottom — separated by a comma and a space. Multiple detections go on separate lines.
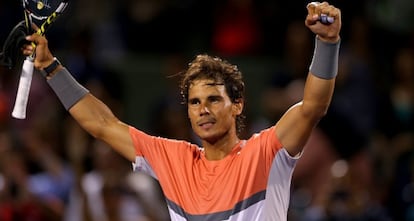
0, 0, 413, 220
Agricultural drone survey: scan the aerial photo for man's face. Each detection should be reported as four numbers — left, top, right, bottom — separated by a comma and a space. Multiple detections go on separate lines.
187, 79, 242, 143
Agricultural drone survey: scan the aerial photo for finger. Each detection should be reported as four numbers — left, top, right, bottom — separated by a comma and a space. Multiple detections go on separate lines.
22, 48, 33, 56
21, 43, 34, 55
307, 2, 321, 18
313, 2, 329, 17
307, 2, 337, 24
31, 23, 40, 32
324, 5, 339, 18
25, 33, 47, 45
306, 2, 320, 24
321, 5, 340, 24
22, 44, 34, 51
318, 4, 332, 16
320, 14, 334, 24
307, 2, 318, 14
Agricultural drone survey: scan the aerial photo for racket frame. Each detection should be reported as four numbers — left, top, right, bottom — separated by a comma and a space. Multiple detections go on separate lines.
11, 0, 69, 119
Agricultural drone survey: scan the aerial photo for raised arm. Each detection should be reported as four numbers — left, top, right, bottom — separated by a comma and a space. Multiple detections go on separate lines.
24, 34, 136, 162
275, 2, 341, 156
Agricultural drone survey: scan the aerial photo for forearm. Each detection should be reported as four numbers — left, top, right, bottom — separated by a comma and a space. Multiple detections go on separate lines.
275, 40, 338, 156
301, 74, 335, 119
47, 67, 118, 139
46, 65, 135, 161
69, 93, 119, 139
302, 37, 340, 118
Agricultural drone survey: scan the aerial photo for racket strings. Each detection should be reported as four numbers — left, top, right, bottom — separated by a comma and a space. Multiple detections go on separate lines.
24, 1, 68, 58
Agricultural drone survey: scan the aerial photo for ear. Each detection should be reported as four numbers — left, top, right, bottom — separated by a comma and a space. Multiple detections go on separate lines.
232, 98, 244, 116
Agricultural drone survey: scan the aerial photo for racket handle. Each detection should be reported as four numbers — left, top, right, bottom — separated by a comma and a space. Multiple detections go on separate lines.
12, 58, 34, 119
320, 14, 334, 24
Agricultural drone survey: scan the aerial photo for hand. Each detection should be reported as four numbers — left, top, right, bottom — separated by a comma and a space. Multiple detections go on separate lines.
305, 2, 341, 43
22, 33, 55, 70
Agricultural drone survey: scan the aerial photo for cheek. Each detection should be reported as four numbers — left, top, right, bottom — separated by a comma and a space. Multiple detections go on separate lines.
187, 109, 196, 124
217, 107, 235, 124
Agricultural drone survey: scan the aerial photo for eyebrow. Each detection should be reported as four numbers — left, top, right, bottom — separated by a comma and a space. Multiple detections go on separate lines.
188, 97, 199, 104
188, 94, 223, 103
205, 82, 224, 86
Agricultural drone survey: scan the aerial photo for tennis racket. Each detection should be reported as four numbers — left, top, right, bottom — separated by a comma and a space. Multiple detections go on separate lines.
12, 0, 69, 119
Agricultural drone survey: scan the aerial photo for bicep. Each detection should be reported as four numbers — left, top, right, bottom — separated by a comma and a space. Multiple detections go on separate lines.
275, 102, 317, 156
100, 120, 136, 162
69, 94, 136, 162
275, 74, 335, 156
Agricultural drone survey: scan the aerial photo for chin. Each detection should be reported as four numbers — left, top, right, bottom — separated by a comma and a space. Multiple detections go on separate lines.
196, 130, 226, 143
196, 132, 215, 141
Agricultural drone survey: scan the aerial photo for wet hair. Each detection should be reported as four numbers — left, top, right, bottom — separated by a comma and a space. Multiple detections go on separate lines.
179, 54, 246, 136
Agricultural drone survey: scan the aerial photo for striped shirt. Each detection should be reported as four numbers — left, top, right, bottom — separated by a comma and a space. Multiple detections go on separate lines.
130, 126, 299, 221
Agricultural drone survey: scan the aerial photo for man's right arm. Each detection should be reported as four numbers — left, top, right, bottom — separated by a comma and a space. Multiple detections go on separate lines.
69, 93, 136, 162
24, 34, 136, 162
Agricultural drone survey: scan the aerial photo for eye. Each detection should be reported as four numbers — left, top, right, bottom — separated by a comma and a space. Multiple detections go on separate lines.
209, 96, 221, 103
189, 98, 200, 106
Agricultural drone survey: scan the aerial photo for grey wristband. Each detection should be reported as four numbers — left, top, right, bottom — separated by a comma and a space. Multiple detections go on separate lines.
47, 68, 89, 110
309, 37, 340, 79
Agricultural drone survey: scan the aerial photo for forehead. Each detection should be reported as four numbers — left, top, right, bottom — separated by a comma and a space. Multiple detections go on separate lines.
188, 79, 226, 96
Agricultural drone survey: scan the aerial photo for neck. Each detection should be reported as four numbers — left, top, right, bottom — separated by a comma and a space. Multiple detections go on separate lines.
202, 133, 240, 161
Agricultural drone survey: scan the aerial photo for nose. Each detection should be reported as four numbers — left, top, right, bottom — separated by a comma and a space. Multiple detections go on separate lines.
199, 103, 210, 115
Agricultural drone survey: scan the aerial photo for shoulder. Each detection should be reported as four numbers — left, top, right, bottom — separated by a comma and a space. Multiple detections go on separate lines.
129, 126, 200, 152
247, 127, 282, 146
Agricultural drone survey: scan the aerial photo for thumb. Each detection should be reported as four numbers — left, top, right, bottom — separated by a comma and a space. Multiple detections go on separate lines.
305, 14, 319, 26
25, 33, 48, 46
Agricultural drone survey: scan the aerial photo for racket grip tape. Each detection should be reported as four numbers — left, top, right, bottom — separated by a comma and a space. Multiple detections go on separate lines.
320, 14, 334, 24
12, 58, 34, 119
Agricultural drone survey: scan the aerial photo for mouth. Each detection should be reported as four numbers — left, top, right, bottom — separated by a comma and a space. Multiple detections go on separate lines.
198, 119, 216, 130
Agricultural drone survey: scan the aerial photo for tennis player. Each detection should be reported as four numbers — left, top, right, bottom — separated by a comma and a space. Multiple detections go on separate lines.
22, 2, 341, 220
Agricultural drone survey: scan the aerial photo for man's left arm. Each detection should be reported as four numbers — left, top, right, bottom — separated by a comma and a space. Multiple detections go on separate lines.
275, 2, 341, 156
